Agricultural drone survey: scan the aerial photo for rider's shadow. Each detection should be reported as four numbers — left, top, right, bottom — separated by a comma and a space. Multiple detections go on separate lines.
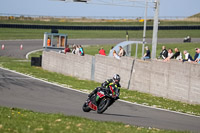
101, 113, 145, 119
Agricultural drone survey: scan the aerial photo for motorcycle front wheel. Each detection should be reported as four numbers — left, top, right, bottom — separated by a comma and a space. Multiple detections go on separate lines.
97, 98, 111, 114
82, 102, 91, 112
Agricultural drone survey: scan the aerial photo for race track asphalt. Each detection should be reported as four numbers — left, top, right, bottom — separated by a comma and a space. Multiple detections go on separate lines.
0, 68, 200, 132
1, 38, 200, 58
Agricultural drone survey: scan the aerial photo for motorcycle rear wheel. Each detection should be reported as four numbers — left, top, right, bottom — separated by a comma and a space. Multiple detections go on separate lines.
97, 98, 111, 114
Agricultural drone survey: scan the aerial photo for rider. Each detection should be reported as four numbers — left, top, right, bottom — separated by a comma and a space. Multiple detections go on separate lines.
88, 74, 121, 98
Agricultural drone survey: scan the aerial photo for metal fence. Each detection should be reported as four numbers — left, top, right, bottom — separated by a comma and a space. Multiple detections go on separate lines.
0, 23, 200, 30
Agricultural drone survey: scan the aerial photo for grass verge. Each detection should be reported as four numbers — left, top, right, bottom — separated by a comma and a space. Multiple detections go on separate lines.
1, 19, 200, 26
0, 28, 200, 40
0, 107, 185, 133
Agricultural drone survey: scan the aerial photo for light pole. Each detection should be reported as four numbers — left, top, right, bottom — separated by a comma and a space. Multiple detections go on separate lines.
142, 0, 148, 57
55, 0, 159, 59
151, 0, 160, 59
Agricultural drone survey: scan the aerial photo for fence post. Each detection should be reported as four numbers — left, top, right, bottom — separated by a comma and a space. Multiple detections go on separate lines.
127, 59, 135, 90
91, 56, 96, 80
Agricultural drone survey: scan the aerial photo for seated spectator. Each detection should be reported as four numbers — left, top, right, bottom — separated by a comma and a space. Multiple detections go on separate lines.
79, 45, 84, 56
164, 48, 173, 62
194, 48, 199, 61
75, 45, 80, 55
195, 48, 200, 64
64, 45, 71, 54
142, 46, 151, 60
118, 46, 126, 57
99, 47, 106, 56
113, 50, 120, 59
182, 50, 193, 62
159, 46, 168, 59
110, 46, 114, 53
171, 48, 182, 60
72, 44, 76, 54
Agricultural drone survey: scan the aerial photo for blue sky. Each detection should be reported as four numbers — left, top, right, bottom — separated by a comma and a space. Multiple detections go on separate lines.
0, 0, 199, 18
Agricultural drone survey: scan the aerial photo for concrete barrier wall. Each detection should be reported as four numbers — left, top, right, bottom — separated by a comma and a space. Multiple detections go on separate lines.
42, 51, 200, 104
94, 55, 134, 88
130, 59, 200, 104
42, 51, 93, 80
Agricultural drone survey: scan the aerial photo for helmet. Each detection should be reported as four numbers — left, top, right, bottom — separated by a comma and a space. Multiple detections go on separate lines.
113, 74, 120, 82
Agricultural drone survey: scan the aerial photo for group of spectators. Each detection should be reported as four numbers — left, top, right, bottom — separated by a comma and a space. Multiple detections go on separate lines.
159, 46, 200, 64
113, 46, 126, 59
142, 45, 200, 64
98, 46, 126, 60
63, 44, 200, 64
63, 44, 84, 56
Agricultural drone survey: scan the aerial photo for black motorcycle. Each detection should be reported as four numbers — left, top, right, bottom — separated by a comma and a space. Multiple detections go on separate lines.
82, 85, 120, 114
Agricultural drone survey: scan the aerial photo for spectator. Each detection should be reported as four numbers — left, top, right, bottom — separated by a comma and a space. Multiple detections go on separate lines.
72, 44, 76, 54
159, 46, 168, 59
142, 46, 151, 60
64, 45, 71, 54
110, 46, 114, 53
164, 48, 173, 62
194, 48, 199, 61
47, 37, 51, 46
168, 48, 174, 58
99, 47, 106, 56
79, 45, 84, 56
195, 48, 200, 64
113, 50, 120, 59
118, 46, 126, 57
182, 50, 193, 62
171, 48, 182, 60
75, 45, 80, 55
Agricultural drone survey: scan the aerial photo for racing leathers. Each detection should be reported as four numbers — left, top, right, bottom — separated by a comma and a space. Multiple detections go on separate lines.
88, 79, 121, 99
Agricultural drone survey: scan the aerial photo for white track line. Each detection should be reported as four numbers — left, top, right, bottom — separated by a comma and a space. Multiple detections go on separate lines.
0, 39, 42, 42
26, 49, 43, 59
0, 66, 200, 118
0, 77, 32, 79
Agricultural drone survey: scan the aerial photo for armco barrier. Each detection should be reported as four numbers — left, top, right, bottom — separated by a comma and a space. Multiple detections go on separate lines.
42, 51, 200, 104
1, 24, 200, 30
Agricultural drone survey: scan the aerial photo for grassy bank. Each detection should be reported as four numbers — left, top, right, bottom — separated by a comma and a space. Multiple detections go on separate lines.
0, 107, 185, 133
1, 19, 200, 26
0, 28, 200, 40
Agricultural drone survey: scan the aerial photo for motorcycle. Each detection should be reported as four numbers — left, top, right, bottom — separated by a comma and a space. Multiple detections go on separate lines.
82, 85, 120, 114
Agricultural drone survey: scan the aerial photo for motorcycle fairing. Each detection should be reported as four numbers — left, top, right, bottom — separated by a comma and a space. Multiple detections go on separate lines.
88, 101, 97, 111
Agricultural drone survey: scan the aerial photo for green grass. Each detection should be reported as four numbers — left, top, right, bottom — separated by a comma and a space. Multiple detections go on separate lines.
0, 107, 185, 133
0, 28, 200, 40
0, 19, 200, 26
27, 51, 43, 60
0, 42, 200, 116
